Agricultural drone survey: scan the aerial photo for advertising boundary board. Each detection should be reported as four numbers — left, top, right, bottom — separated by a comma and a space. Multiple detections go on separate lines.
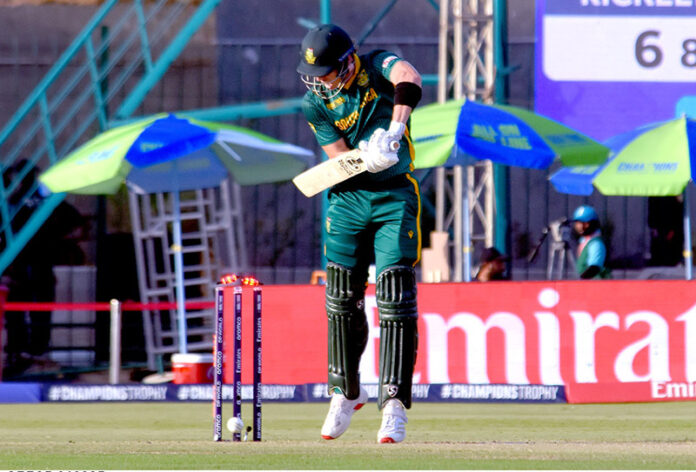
1, 280, 694, 404
567, 381, 696, 404
0, 383, 566, 404
222, 280, 696, 405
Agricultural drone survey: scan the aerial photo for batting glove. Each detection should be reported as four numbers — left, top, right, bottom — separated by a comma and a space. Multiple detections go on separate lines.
367, 128, 387, 152
371, 121, 405, 154
359, 139, 399, 173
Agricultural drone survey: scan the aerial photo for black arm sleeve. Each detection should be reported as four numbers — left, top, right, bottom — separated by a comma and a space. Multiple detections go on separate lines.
394, 82, 422, 109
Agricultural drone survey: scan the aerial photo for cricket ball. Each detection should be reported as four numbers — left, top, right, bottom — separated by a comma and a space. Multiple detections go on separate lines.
227, 416, 244, 433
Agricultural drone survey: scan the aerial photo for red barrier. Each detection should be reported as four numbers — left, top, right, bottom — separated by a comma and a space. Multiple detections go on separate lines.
2, 301, 214, 311
7, 280, 696, 404
221, 280, 696, 403
0, 285, 6, 381
221, 285, 325, 385
566, 381, 696, 403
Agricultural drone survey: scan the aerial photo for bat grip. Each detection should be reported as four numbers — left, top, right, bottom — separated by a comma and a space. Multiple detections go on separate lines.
389, 141, 400, 152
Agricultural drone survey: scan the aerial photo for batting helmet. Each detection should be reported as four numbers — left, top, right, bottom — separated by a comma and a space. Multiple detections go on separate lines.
297, 24, 354, 77
297, 24, 355, 100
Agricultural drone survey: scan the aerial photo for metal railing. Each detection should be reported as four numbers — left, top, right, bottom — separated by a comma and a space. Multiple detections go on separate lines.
0, 0, 221, 275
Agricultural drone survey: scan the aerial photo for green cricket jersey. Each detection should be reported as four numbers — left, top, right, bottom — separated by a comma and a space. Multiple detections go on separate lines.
301, 50, 416, 184
301, 49, 421, 274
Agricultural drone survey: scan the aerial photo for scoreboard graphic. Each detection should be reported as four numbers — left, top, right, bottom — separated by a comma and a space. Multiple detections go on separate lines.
535, 0, 696, 141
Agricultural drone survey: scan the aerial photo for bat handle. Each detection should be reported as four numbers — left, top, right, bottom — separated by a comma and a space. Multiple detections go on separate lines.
389, 141, 400, 152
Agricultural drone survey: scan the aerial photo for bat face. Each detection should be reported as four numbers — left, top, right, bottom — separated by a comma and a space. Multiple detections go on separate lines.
292, 149, 366, 197
337, 155, 364, 175
293, 139, 399, 197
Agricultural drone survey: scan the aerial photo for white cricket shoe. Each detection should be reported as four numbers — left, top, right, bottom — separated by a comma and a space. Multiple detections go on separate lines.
320, 387, 368, 440
377, 399, 408, 443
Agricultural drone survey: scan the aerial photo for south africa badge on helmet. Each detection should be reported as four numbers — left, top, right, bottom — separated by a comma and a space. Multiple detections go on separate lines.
305, 48, 317, 65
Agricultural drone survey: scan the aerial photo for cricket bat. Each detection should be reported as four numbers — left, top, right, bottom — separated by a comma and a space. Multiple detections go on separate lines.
293, 142, 399, 197
292, 149, 366, 197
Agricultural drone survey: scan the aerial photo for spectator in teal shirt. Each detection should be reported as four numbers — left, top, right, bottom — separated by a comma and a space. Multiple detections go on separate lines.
571, 205, 611, 279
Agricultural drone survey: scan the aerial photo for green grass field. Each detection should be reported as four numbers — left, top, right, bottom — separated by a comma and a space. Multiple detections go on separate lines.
1, 401, 696, 469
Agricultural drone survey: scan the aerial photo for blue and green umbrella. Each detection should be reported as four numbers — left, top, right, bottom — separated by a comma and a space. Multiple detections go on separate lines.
411, 98, 609, 170
549, 116, 696, 278
550, 117, 696, 197
39, 113, 313, 194
410, 98, 608, 280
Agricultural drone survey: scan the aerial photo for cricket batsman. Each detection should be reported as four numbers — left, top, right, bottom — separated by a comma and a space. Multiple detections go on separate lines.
296, 24, 422, 443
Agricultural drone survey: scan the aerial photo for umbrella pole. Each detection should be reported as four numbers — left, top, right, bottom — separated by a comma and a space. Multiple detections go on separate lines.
684, 188, 693, 281
172, 191, 188, 353
463, 164, 472, 282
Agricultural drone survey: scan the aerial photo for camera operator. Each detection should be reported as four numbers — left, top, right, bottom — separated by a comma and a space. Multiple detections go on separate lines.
571, 205, 611, 280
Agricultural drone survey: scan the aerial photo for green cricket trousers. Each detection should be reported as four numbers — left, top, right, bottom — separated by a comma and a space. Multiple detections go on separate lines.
325, 173, 421, 279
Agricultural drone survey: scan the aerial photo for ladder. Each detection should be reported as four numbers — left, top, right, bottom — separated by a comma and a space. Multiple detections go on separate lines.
128, 180, 248, 370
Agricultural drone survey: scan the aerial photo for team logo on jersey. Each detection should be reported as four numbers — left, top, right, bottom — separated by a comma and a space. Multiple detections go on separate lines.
357, 69, 369, 87
382, 55, 398, 68
305, 48, 317, 64
408, 230, 414, 239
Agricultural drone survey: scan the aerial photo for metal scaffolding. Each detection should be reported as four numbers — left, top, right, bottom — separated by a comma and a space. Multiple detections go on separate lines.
435, 0, 495, 281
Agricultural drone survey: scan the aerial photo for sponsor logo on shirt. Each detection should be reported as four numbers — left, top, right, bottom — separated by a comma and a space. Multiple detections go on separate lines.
326, 96, 346, 110
382, 55, 399, 68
